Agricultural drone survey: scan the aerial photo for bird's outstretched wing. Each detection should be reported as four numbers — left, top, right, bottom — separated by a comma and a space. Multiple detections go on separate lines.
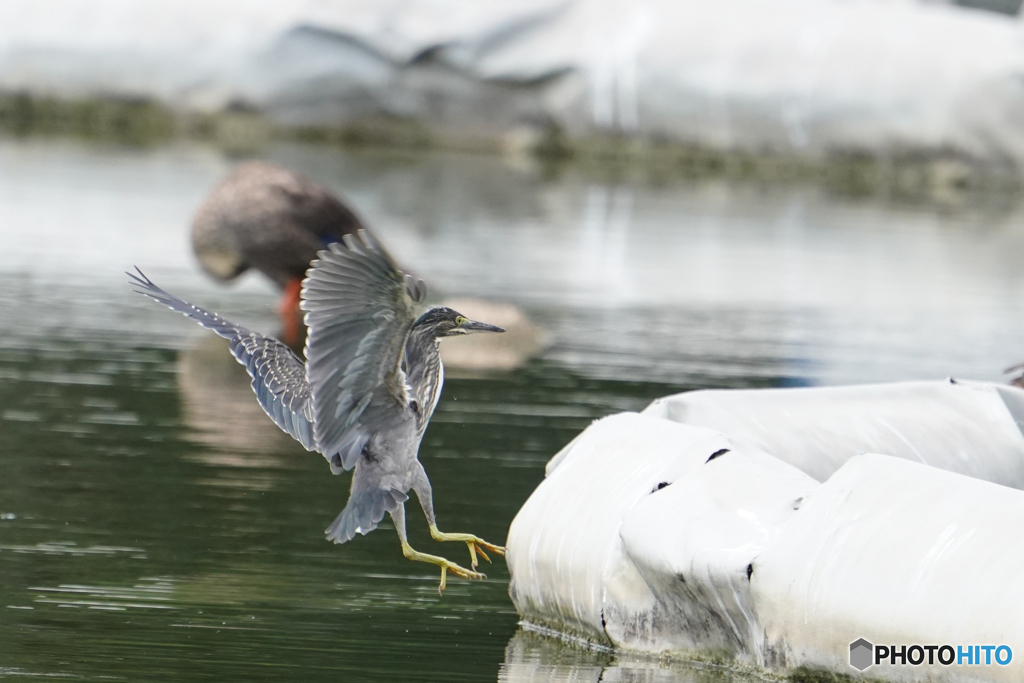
302, 230, 426, 470
128, 269, 316, 451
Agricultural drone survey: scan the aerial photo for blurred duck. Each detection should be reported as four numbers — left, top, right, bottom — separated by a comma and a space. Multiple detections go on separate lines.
192, 160, 544, 368
191, 161, 364, 344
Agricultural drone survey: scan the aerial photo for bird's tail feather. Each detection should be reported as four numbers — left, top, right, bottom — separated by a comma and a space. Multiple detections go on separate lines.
325, 487, 409, 544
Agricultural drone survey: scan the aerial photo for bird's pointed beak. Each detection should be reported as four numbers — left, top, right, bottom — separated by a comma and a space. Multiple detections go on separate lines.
462, 319, 505, 334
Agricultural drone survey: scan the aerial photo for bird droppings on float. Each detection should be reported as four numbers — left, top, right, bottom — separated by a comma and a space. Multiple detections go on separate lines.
705, 448, 729, 463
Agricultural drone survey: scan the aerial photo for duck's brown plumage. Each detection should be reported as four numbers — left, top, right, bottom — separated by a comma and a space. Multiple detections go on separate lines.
191, 161, 365, 288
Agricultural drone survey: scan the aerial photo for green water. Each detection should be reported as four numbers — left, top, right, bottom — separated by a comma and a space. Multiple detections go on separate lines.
0, 326, 720, 681
3, 138, 1024, 681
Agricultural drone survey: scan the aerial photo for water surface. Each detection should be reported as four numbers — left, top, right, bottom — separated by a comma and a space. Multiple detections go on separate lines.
2, 139, 1024, 681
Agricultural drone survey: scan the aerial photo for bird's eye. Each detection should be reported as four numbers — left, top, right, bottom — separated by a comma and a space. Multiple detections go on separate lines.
455, 316, 468, 326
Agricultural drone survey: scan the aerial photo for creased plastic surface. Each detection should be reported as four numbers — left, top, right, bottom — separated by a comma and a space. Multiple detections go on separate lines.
507, 413, 733, 645
645, 380, 1024, 486
753, 454, 1024, 682
508, 381, 1024, 681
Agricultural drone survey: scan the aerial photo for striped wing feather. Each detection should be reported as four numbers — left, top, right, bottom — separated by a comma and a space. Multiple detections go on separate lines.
301, 230, 426, 469
128, 269, 315, 450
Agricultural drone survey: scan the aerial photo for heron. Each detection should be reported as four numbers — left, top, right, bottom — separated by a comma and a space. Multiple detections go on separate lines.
130, 230, 506, 590
1006, 361, 1024, 388
191, 161, 365, 344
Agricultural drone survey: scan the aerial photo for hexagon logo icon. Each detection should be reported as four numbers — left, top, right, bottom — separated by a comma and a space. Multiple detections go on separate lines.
850, 638, 874, 671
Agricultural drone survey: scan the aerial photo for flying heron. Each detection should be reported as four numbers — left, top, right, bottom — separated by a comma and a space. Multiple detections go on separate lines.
1007, 363, 1024, 388
130, 230, 506, 590
191, 161, 365, 344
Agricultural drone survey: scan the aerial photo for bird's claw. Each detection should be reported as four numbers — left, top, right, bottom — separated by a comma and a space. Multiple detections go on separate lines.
465, 538, 505, 569
428, 525, 505, 570
401, 540, 486, 594
438, 560, 485, 593
469, 543, 489, 568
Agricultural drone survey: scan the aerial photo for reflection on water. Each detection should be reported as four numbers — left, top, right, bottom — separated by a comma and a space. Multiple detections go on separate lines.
178, 334, 298, 459
2, 138, 1024, 679
500, 630, 717, 683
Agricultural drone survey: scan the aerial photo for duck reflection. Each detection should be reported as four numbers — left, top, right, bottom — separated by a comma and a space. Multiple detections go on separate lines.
176, 334, 299, 464
500, 629, 714, 683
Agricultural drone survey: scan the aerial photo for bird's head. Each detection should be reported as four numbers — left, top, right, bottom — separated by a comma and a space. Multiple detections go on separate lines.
192, 223, 248, 282
415, 307, 505, 339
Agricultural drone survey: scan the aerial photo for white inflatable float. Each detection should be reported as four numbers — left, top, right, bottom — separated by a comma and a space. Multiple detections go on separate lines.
507, 380, 1024, 681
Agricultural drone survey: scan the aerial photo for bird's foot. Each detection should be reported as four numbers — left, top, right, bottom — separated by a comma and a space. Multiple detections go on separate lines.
401, 542, 485, 593
428, 525, 505, 570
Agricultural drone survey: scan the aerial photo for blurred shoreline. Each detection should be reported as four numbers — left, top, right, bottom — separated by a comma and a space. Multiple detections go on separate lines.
9, 0, 1024, 200
0, 90, 1011, 201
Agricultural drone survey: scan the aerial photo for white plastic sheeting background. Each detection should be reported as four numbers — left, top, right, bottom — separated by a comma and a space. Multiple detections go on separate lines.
5, 0, 1024, 167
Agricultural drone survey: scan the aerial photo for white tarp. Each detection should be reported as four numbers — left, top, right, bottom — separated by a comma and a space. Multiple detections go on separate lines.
507, 381, 1024, 680
643, 379, 1024, 485
5, 1, 1024, 168
753, 453, 1024, 681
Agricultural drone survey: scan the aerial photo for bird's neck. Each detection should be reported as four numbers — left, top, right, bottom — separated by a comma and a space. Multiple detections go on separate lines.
403, 323, 444, 424
407, 319, 441, 348
405, 323, 442, 376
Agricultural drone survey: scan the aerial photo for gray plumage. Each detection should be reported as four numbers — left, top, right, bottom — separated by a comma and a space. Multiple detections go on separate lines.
131, 230, 505, 584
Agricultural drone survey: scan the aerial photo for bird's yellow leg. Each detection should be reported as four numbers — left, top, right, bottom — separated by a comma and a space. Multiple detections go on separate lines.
399, 537, 485, 593
428, 524, 506, 570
